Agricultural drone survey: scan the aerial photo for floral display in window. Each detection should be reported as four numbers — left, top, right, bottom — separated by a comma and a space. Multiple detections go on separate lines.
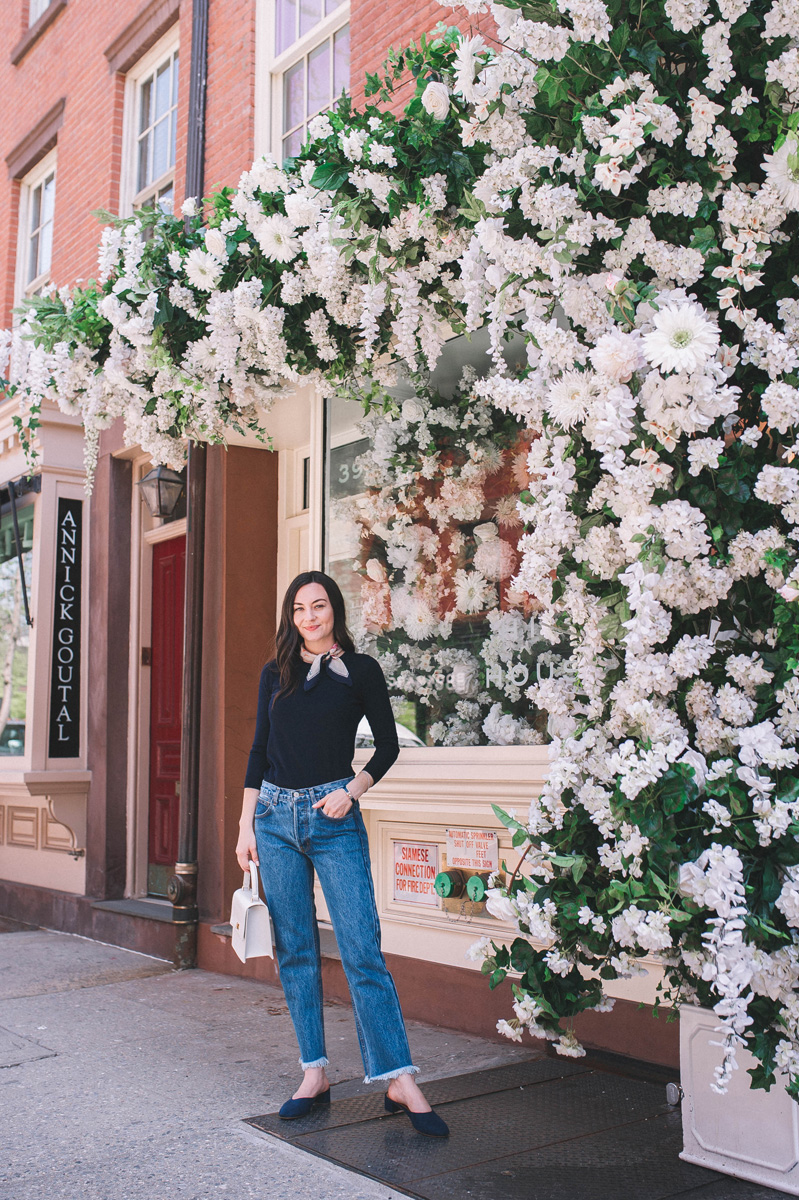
325, 375, 558, 746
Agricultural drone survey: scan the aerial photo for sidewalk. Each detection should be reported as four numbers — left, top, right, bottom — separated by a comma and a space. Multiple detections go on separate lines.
0, 922, 530, 1200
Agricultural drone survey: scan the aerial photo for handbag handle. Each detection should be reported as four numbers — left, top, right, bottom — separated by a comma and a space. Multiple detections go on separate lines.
243, 861, 260, 897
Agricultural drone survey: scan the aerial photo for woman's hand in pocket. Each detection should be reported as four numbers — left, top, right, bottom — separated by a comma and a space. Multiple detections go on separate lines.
312, 788, 353, 819
235, 826, 259, 872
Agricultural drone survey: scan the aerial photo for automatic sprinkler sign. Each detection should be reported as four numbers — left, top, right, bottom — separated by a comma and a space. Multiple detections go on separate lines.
445, 829, 498, 873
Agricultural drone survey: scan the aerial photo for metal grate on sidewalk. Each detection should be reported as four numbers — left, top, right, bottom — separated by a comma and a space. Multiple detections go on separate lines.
244, 1056, 784, 1200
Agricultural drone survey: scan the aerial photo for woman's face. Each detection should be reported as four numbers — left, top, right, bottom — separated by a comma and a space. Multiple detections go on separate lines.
293, 582, 336, 649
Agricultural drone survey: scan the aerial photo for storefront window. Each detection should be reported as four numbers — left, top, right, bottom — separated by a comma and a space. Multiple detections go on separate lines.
323, 389, 552, 748
0, 506, 33, 756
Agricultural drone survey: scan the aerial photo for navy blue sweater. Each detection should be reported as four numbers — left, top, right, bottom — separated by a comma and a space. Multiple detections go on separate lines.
243, 652, 400, 791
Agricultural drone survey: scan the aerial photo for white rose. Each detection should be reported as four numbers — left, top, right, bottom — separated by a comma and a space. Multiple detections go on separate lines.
421, 81, 451, 121
204, 228, 228, 261
365, 558, 387, 583
401, 397, 425, 423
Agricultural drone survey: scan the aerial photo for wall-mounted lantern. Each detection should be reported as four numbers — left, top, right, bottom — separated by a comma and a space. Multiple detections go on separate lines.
136, 466, 185, 519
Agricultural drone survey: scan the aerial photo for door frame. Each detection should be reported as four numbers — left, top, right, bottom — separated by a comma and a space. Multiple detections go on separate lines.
125, 454, 188, 898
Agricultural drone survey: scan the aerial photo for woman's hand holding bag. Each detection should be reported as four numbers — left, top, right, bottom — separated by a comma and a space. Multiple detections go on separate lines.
230, 862, 273, 963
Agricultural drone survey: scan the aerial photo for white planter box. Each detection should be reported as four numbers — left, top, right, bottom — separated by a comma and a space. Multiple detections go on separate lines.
680, 1004, 799, 1195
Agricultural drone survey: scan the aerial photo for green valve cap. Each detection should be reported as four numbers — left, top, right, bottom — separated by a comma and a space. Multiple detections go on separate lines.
434, 870, 464, 898
466, 874, 488, 902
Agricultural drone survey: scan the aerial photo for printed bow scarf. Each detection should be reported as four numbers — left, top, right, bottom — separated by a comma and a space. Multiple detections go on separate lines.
300, 643, 352, 691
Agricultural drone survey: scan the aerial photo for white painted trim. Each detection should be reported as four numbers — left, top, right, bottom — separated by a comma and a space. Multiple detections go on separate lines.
143, 516, 187, 545
119, 27, 180, 217
14, 148, 57, 307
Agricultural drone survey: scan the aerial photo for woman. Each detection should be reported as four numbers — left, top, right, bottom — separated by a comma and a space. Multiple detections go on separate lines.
236, 570, 449, 1138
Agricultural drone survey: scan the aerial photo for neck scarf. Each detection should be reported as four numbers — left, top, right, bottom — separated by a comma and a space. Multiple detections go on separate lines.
300, 642, 352, 691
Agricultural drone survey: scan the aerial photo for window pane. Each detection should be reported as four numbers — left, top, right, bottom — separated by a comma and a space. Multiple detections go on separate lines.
276, 0, 297, 54
172, 52, 180, 104
0, 508, 34, 758
322, 392, 541, 747
158, 182, 174, 212
28, 232, 39, 284
39, 218, 53, 278
152, 118, 170, 182
334, 25, 350, 98
307, 41, 330, 117
154, 60, 171, 122
29, 183, 42, 235
170, 110, 177, 170
283, 60, 304, 133
139, 77, 152, 136
300, 0, 321, 38
41, 174, 55, 226
325, 0, 342, 13
283, 128, 304, 160
137, 135, 150, 193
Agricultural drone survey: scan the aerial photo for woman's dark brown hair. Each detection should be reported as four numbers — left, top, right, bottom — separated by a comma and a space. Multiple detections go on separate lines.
274, 571, 355, 698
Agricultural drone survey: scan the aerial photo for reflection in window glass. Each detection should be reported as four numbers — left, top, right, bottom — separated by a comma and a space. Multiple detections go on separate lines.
27, 171, 55, 288
135, 50, 179, 208
333, 25, 350, 98
323, 394, 551, 747
0, 507, 33, 757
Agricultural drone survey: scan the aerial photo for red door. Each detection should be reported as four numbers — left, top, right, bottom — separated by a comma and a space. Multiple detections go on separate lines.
148, 536, 185, 896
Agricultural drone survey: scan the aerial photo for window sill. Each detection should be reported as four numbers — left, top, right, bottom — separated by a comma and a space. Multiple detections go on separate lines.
11, 0, 68, 67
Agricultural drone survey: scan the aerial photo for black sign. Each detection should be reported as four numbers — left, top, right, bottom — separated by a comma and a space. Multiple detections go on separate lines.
49, 499, 82, 757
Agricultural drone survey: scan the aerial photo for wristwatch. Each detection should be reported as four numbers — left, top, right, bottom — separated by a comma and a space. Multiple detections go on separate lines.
343, 786, 356, 803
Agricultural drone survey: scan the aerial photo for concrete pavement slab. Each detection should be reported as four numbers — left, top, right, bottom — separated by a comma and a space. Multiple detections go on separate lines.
0, 928, 531, 1200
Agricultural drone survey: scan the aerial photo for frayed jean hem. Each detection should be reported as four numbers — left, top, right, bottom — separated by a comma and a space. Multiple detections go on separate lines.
363, 1064, 419, 1084
299, 1056, 329, 1070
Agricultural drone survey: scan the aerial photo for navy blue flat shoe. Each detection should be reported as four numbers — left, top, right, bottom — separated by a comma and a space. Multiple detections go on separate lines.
279, 1088, 331, 1119
384, 1094, 449, 1137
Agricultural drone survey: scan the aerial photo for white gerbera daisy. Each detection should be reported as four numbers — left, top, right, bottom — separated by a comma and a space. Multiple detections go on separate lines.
185, 248, 223, 291
642, 302, 720, 374
763, 138, 799, 212
546, 371, 593, 428
254, 214, 300, 263
454, 568, 496, 615
401, 597, 438, 640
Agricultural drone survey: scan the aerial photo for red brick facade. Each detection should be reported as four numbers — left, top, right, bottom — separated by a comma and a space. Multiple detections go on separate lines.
0, 0, 493, 327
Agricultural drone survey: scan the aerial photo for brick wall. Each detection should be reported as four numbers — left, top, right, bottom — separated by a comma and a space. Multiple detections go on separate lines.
350, 0, 495, 111
0, 0, 258, 328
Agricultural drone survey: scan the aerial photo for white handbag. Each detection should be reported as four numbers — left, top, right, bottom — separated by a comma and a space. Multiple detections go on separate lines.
230, 863, 273, 963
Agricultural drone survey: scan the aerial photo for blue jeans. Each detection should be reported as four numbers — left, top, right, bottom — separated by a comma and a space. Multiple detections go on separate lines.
253, 776, 418, 1083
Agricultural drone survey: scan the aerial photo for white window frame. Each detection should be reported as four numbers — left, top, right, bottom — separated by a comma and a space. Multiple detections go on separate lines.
15, 149, 57, 305
263, 0, 350, 162
119, 27, 180, 217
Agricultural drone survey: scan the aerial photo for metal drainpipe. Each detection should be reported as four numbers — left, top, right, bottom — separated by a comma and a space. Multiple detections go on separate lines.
167, 0, 210, 964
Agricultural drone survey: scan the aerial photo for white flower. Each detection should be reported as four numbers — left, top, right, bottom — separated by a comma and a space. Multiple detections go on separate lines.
421, 82, 451, 120
181, 197, 199, 217
496, 1018, 524, 1043
184, 248, 223, 291
642, 303, 720, 374
454, 569, 496, 615
254, 214, 300, 263
204, 228, 228, 261
307, 113, 333, 140
588, 331, 643, 382
763, 138, 799, 212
